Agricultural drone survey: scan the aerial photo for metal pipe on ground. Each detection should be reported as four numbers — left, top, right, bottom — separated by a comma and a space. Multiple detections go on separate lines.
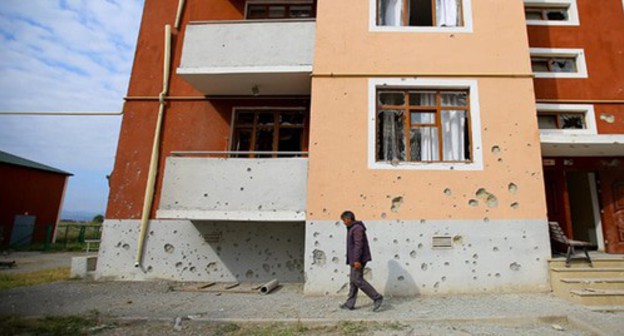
259, 279, 279, 295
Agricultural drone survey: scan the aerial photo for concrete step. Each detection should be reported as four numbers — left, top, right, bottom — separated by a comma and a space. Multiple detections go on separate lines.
550, 268, 624, 285
569, 288, 624, 306
552, 277, 624, 299
548, 258, 624, 269
588, 305, 624, 312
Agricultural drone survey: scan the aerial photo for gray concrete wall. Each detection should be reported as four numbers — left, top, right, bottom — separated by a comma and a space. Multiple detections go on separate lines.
304, 219, 551, 296
179, 21, 315, 70
157, 158, 308, 221
97, 220, 305, 282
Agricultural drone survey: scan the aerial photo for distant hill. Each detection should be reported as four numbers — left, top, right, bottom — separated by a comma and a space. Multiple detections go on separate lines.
61, 210, 102, 222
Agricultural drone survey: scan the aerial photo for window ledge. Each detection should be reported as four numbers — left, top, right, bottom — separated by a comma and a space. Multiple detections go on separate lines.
370, 161, 483, 171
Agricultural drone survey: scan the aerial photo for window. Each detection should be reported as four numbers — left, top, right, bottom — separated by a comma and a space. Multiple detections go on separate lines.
246, 2, 314, 19
530, 48, 588, 78
231, 108, 308, 157
376, 88, 471, 163
369, 79, 483, 171
377, 0, 463, 27
524, 0, 579, 26
536, 104, 597, 135
538, 113, 585, 130
531, 56, 577, 73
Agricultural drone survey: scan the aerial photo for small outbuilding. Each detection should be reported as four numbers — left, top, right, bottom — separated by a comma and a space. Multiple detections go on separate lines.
0, 150, 72, 248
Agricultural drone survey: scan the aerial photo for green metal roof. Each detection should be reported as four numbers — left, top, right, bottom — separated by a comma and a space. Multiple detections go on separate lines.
0, 150, 73, 176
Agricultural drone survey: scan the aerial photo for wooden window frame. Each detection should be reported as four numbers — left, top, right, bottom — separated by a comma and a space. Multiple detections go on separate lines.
377, 0, 464, 27
376, 88, 472, 163
231, 107, 309, 158
245, 1, 315, 20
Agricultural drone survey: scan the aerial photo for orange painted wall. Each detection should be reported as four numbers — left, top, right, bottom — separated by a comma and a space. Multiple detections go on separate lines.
306, 0, 547, 221
528, 0, 624, 135
106, 0, 307, 219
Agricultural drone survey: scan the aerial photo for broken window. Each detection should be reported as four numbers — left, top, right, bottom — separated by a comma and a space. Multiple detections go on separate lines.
538, 112, 586, 130
525, 6, 569, 21
246, 2, 315, 19
231, 108, 308, 157
378, 0, 463, 27
376, 89, 471, 163
531, 56, 577, 73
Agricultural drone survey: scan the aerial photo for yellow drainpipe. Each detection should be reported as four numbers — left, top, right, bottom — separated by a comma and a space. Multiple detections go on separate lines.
134, 24, 172, 268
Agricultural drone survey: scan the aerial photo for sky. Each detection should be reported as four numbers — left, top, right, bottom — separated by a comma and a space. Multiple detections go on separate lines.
0, 0, 144, 218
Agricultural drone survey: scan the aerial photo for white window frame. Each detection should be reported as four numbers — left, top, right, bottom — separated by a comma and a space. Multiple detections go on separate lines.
244, 0, 314, 19
530, 48, 588, 78
524, 0, 580, 26
368, 78, 483, 171
537, 103, 597, 135
369, 0, 473, 33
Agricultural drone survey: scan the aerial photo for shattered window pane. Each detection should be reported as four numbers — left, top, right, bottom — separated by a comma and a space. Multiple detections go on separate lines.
280, 111, 305, 126
559, 114, 585, 129
549, 58, 576, 72
379, 91, 405, 106
409, 91, 436, 106
440, 92, 467, 107
546, 10, 567, 21
538, 115, 558, 129
236, 112, 255, 125
378, 110, 406, 162
278, 128, 303, 153
257, 112, 275, 127
525, 9, 543, 20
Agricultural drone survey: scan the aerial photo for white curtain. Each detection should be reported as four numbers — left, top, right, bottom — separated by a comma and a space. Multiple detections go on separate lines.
442, 110, 466, 160
379, 110, 405, 161
381, 0, 403, 26
436, 0, 459, 27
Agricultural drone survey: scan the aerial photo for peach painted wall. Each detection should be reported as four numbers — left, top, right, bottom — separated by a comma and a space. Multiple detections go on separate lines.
307, 0, 546, 221
307, 78, 546, 221
314, 0, 532, 75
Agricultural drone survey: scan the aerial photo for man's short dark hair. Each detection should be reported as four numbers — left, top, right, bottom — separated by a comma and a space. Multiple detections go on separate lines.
341, 210, 356, 221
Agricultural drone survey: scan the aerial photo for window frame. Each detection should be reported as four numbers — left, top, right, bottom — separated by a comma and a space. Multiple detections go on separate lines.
524, 0, 580, 26
370, 0, 473, 33
229, 106, 309, 158
244, 0, 315, 20
368, 78, 483, 171
530, 48, 588, 78
536, 104, 597, 135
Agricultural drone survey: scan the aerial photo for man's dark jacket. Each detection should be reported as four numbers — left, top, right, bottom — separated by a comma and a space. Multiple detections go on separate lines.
346, 221, 372, 266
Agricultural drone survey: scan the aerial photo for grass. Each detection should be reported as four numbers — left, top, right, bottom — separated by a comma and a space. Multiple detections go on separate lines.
0, 267, 70, 291
0, 313, 101, 336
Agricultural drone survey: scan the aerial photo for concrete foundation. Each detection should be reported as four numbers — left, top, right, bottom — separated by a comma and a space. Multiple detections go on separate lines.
97, 220, 305, 282
304, 219, 551, 296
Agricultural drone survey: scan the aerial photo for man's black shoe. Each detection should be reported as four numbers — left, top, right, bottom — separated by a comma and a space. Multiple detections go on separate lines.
372, 296, 383, 312
339, 303, 354, 310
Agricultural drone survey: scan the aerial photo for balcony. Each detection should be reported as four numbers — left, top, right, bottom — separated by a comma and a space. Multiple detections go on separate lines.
177, 20, 316, 96
157, 152, 308, 221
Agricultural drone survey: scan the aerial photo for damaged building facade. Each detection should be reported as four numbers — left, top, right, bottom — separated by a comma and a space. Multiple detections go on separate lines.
98, 0, 624, 295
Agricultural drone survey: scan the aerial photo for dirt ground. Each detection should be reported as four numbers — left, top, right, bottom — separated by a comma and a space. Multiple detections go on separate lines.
0, 252, 622, 335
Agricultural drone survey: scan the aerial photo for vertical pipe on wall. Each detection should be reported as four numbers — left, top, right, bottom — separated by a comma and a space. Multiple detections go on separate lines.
134, 24, 172, 268
175, 0, 186, 30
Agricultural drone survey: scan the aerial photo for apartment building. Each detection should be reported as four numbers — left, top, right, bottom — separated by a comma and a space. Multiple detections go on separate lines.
98, 0, 623, 296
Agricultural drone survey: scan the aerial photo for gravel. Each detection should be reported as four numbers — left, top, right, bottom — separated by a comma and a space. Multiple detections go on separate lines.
0, 280, 622, 335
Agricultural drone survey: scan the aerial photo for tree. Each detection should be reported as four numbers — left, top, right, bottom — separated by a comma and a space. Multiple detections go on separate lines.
92, 214, 104, 223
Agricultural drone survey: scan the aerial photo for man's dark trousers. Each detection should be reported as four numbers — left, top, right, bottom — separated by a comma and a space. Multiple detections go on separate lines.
345, 264, 382, 308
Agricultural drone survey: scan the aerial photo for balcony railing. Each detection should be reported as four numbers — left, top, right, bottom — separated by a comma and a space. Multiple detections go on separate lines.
157, 151, 309, 221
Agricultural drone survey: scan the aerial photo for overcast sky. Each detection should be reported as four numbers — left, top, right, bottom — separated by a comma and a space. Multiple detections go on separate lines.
0, 0, 144, 217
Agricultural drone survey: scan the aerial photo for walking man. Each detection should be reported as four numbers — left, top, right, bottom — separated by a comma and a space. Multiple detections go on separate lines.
340, 210, 383, 311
